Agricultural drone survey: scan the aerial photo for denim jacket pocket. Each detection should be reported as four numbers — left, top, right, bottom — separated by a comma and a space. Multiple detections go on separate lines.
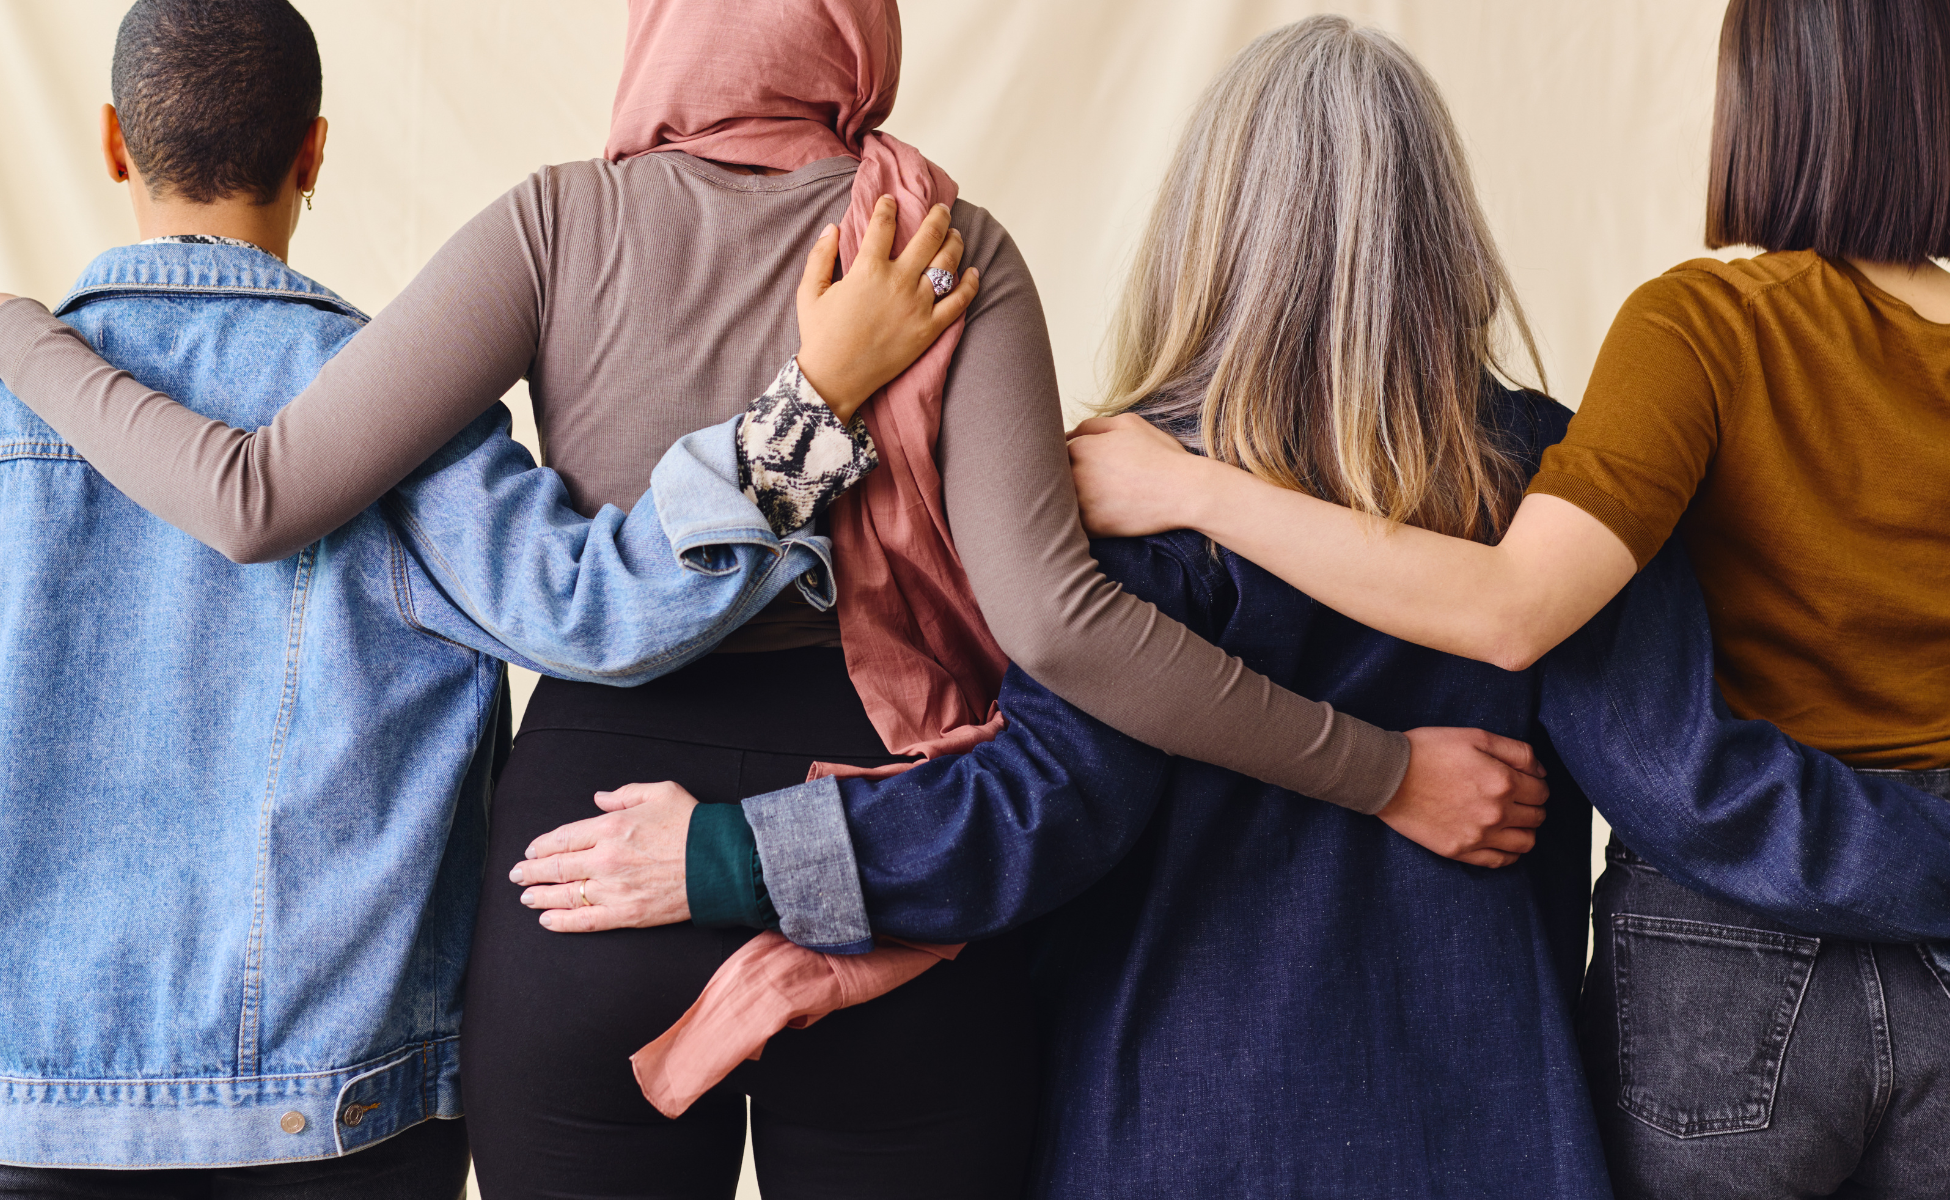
1611, 914, 1819, 1138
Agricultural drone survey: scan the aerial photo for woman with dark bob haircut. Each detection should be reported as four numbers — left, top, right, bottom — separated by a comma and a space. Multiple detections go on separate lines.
1068, 0, 1950, 1194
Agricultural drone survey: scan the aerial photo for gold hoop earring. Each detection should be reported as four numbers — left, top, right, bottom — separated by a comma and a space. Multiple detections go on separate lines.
301, 186, 315, 211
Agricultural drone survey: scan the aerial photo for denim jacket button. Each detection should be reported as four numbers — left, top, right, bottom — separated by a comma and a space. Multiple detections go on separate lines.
279, 1111, 307, 1134
341, 1101, 377, 1127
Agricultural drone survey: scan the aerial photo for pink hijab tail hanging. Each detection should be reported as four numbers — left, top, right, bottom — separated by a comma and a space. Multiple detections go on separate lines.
612, 0, 1011, 1112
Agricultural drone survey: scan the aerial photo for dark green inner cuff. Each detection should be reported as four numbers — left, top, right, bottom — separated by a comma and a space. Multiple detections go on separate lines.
685, 802, 779, 930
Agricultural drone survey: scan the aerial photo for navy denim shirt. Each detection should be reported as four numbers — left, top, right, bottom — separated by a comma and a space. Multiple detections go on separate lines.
0, 243, 831, 1168
739, 387, 1950, 1199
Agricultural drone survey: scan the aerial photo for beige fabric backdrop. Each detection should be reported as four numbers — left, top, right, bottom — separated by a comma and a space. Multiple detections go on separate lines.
0, 2, 1735, 1191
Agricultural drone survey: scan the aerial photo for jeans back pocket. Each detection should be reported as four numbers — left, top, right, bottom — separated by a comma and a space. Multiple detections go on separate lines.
1612, 914, 1819, 1138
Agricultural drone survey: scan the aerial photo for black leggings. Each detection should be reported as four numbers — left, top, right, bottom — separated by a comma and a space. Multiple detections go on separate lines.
460, 650, 1038, 1200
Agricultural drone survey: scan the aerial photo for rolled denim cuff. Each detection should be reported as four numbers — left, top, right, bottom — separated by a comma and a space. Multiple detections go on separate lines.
780, 535, 837, 612
742, 777, 873, 955
651, 415, 783, 573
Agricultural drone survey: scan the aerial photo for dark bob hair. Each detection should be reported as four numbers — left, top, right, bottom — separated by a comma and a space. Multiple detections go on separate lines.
1707, 0, 1950, 263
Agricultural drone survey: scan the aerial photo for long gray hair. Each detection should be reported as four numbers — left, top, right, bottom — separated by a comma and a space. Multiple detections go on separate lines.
1100, 15, 1543, 542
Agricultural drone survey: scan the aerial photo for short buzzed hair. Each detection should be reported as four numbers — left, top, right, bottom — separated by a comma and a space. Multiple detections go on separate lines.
1707, 0, 1950, 263
111, 0, 323, 205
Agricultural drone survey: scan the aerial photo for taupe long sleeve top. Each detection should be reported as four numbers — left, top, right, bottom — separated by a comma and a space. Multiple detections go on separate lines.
0, 152, 1408, 811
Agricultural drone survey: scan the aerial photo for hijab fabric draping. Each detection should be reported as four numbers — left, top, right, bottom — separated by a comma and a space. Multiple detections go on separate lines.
609, 0, 1008, 768
607, 0, 1006, 1115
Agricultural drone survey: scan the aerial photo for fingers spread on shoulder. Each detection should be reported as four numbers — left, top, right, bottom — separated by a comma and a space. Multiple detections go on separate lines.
797, 223, 840, 304
927, 227, 966, 277
855, 194, 898, 266
896, 203, 953, 273
928, 265, 979, 330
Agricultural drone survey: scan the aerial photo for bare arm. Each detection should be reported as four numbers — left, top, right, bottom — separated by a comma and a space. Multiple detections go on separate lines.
1068, 278, 1734, 671
1069, 416, 1636, 671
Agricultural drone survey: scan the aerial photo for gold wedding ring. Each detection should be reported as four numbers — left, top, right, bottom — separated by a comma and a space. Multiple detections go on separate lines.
578, 880, 591, 909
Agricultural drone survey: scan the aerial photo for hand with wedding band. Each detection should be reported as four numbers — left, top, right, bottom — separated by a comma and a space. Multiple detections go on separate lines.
507, 781, 700, 932
792, 194, 979, 424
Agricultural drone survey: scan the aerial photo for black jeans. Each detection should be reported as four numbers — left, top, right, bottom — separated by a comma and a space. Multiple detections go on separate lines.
0, 1118, 468, 1200
1582, 818, 1950, 1198
459, 652, 1038, 1200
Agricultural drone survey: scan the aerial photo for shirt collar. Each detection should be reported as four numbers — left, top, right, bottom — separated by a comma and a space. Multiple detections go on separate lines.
55, 240, 367, 322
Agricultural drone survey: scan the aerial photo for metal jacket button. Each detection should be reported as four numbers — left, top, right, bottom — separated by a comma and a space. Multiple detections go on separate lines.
279, 1111, 306, 1134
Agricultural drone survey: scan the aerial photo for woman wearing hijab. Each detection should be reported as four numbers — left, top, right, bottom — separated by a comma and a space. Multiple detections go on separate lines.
0, 1, 1559, 1196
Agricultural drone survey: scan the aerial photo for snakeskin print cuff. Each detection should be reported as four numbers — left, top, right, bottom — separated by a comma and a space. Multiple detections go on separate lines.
736, 358, 878, 536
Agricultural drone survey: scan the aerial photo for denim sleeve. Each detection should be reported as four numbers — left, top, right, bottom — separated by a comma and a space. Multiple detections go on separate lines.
1541, 542, 1950, 942
741, 535, 1198, 951
382, 406, 833, 685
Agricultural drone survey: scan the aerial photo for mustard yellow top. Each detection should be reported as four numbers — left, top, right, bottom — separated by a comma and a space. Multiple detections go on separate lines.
1531, 251, 1950, 769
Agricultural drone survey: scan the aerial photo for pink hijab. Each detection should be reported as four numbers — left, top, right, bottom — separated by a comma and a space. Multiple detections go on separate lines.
610, 0, 1007, 766
608, 0, 1007, 1114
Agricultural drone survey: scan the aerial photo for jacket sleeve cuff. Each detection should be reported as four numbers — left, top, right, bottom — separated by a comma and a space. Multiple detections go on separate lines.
741, 777, 873, 955
685, 802, 780, 930
650, 414, 789, 573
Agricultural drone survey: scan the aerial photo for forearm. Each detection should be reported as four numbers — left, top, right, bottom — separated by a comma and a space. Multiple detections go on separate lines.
1188, 463, 1631, 671
387, 409, 832, 684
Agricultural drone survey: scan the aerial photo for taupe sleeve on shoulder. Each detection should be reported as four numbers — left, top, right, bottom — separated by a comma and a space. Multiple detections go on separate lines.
0, 174, 552, 563
936, 207, 1411, 812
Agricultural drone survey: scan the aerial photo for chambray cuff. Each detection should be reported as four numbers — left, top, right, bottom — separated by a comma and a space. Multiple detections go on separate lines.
742, 777, 873, 955
736, 357, 877, 536
685, 803, 779, 930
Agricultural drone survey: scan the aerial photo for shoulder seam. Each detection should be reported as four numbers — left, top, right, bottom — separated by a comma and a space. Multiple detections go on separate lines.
1664, 254, 1823, 309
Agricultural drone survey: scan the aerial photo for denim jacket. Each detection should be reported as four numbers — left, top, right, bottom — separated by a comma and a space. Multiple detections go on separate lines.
0, 242, 830, 1168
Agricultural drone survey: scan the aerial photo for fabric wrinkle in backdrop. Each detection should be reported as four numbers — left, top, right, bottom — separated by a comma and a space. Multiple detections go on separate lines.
1, 3, 1737, 1196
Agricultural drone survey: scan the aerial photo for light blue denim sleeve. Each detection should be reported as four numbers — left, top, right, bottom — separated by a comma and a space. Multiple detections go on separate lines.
381, 406, 833, 686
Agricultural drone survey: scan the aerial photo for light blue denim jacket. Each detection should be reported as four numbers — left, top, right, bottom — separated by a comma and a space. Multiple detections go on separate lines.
0, 243, 830, 1168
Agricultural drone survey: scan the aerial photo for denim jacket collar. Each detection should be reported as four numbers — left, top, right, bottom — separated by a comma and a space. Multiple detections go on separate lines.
56, 241, 367, 322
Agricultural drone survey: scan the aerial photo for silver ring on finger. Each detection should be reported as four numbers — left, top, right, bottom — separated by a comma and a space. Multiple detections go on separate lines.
577, 880, 591, 908
925, 267, 954, 301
